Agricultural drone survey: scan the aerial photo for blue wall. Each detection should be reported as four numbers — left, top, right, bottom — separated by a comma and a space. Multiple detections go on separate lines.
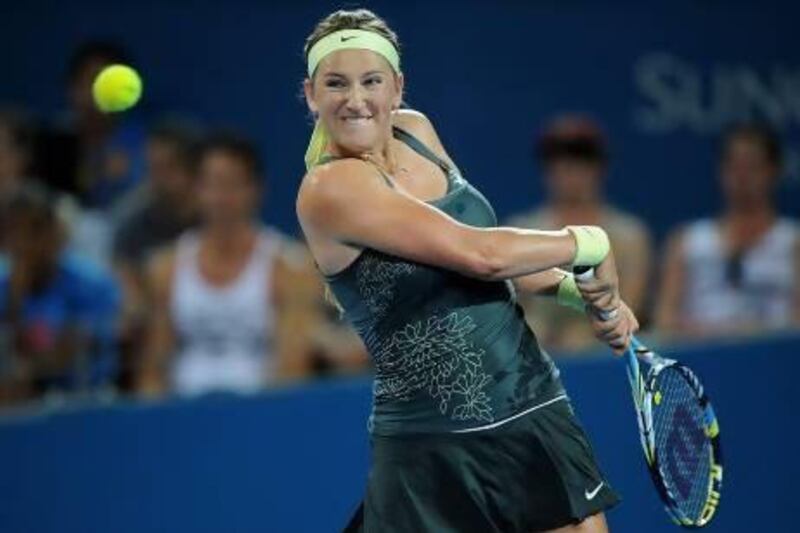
1, 1, 799, 240
0, 333, 797, 533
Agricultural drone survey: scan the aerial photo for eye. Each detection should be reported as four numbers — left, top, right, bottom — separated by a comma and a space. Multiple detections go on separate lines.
363, 75, 383, 87
324, 78, 347, 89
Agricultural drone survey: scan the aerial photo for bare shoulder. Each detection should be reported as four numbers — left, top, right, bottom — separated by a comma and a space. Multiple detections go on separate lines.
392, 109, 437, 143
297, 157, 383, 225
300, 157, 374, 192
392, 108, 433, 129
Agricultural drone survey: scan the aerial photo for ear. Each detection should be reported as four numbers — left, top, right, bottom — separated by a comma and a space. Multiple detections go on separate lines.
392, 73, 405, 110
303, 78, 318, 115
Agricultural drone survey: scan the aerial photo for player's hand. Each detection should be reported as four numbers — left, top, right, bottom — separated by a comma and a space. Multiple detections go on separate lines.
575, 252, 620, 315
587, 300, 639, 355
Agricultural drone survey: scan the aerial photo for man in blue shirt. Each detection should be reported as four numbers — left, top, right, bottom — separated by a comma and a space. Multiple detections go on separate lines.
0, 185, 120, 403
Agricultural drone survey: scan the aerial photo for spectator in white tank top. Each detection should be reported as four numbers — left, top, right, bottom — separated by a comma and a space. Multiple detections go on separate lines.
656, 124, 800, 339
136, 133, 325, 397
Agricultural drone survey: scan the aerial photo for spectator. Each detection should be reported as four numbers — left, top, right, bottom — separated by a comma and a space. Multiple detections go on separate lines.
0, 107, 87, 259
0, 108, 35, 254
0, 185, 120, 405
507, 114, 653, 352
112, 121, 200, 389
136, 133, 319, 397
41, 41, 148, 268
62, 40, 147, 209
656, 123, 800, 338
0, 107, 34, 202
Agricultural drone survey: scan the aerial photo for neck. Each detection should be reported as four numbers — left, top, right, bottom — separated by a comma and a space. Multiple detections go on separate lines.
723, 198, 775, 220
721, 204, 776, 251
330, 130, 395, 170
202, 220, 255, 251
551, 197, 604, 225
723, 200, 774, 224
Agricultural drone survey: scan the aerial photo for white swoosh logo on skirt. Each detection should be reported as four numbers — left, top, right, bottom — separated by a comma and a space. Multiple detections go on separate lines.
585, 482, 605, 500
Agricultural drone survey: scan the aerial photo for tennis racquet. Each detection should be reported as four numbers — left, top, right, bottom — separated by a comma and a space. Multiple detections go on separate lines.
575, 268, 723, 528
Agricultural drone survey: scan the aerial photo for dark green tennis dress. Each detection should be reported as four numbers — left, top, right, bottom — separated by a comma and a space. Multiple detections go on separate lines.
326, 127, 619, 532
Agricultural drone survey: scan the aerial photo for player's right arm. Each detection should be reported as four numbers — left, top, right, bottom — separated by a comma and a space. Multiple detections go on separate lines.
297, 158, 579, 281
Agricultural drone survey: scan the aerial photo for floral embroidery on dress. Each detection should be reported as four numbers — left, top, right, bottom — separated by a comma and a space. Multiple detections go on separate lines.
356, 253, 416, 320
372, 312, 495, 423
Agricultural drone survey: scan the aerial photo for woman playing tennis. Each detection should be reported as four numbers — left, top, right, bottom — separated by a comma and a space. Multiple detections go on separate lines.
296, 9, 639, 533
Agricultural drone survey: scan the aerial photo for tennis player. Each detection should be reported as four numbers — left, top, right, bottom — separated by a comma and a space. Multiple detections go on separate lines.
296, 9, 639, 533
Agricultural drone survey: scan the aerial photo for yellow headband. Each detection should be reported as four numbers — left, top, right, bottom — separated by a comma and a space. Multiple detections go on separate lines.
304, 30, 401, 171
307, 29, 400, 78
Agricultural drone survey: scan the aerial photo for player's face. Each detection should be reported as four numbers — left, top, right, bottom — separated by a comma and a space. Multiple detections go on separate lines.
197, 151, 258, 226
305, 49, 403, 156
720, 137, 777, 207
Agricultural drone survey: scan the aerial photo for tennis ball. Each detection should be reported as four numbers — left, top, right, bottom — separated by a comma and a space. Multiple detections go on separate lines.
92, 64, 142, 113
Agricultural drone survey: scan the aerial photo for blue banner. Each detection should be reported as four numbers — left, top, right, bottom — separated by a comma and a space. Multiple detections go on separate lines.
1, 333, 797, 533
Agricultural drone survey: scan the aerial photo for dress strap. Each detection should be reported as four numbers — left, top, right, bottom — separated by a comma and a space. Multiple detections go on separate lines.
392, 126, 453, 176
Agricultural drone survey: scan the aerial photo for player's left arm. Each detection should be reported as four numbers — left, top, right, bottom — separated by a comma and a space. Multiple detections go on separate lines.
514, 266, 638, 354
512, 268, 567, 297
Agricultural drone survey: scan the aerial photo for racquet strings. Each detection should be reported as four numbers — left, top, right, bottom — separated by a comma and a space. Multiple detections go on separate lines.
651, 367, 712, 522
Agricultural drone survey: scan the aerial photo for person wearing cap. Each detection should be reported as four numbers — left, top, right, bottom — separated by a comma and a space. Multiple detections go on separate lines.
507, 114, 653, 353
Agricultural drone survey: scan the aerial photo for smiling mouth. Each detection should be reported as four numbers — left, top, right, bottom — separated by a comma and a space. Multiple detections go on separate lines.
341, 116, 374, 124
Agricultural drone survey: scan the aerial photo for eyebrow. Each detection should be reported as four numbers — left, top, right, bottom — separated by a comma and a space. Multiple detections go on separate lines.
322, 70, 387, 79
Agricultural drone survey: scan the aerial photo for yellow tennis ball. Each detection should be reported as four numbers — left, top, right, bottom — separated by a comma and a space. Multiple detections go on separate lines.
92, 64, 142, 113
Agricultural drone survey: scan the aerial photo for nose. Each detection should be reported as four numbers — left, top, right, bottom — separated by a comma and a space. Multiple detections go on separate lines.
344, 84, 367, 111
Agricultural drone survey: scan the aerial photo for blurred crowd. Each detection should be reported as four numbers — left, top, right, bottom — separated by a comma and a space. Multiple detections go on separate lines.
0, 41, 797, 409
509, 115, 800, 351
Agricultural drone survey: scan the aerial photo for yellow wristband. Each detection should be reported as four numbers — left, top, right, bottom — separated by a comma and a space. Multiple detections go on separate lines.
556, 273, 586, 313
566, 225, 610, 267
